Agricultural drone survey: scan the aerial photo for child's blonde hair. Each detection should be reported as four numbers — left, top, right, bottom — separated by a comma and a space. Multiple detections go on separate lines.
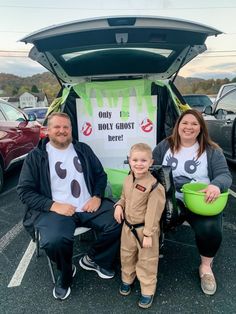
130, 143, 153, 159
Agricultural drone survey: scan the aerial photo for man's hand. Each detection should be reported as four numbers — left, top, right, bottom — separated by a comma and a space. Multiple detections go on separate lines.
50, 202, 76, 216
114, 205, 124, 224
142, 236, 152, 248
82, 196, 101, 213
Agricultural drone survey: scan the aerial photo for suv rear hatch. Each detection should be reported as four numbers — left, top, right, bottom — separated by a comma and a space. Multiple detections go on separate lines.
20, 16, 221, 83
20, 16, 221, 168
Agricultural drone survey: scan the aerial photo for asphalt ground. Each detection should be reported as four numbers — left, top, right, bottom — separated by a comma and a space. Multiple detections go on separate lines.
0, 164, 236, 314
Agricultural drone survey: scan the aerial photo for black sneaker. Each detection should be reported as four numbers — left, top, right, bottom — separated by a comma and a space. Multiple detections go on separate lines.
138, 294, 154, 309
79, 255, 115, 279
53, 264, 76, 300
119, 282, 131, 296
53, 278, 71, 300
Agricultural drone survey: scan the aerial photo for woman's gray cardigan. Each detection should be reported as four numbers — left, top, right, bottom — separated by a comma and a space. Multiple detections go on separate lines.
153, 139, 232, 192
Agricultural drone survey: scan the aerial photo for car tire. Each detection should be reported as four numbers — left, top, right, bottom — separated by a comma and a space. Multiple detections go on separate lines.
0, 164, 3, 193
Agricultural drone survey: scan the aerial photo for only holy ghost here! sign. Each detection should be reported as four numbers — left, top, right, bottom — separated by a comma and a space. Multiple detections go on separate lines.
76, 94, 157, 169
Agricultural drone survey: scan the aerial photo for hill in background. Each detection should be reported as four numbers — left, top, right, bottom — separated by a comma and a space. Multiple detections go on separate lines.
0, 72, 235, 104
0, 72, 60, 103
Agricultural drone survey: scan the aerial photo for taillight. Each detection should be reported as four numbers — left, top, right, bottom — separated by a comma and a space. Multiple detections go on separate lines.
40, 126, 48, 139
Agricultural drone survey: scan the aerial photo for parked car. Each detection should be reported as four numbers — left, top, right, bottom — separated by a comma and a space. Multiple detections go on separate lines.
215, 83, 236, 102
203, 87, 236, 163
20, 16, 221, 168
23, 107, 48, 124
183, 94, 213, 112
0, 99, 41, 192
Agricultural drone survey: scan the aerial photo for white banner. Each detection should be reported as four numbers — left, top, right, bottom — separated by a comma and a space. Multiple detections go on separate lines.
76, 95, 157, 168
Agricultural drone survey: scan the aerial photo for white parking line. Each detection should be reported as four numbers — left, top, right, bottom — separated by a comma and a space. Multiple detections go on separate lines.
229, 189, 236, 198
0, 221, 23, 253
8, 240, 36, 287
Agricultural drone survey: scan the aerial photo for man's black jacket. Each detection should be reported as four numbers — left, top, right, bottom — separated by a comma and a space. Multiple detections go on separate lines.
17, 138, 107, 239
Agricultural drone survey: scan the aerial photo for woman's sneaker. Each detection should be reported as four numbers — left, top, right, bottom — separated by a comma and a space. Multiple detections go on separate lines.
79, 255, 115, 279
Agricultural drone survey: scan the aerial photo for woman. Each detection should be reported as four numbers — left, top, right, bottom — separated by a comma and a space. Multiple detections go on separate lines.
153, 109, 232, 296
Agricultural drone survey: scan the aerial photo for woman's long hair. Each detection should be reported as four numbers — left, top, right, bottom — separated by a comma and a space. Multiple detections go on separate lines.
167, 109, 219, 158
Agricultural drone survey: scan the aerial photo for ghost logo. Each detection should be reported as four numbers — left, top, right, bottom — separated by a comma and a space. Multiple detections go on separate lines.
82, 122, 92, 136
184, 158, 200, 174
54, 157, 84, 198
55, 162, 67, 179
140, 118, 153, 133
166, 154, 178, 170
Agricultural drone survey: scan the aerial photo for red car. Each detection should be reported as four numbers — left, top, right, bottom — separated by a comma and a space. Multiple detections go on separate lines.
0, 99, 41, 192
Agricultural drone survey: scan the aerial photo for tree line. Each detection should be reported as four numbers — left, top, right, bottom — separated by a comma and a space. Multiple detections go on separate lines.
0, 72, 235, 104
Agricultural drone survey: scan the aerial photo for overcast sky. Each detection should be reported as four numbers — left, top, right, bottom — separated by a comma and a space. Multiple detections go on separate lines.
0, 0, 236, 79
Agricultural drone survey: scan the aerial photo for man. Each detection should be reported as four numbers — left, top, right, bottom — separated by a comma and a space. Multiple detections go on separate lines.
17, 112, 121, 300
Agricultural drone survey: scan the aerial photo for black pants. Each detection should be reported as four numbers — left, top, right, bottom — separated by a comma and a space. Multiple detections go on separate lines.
177, 200, 223, 258
35, 198, 121, 288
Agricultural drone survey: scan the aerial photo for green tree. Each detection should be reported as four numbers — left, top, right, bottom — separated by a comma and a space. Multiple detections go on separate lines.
31, 85, 39, 93
12, 87, 19, 95
18, 86, 30, 95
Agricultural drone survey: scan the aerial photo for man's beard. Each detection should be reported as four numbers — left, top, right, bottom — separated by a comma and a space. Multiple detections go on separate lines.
50, 136, 72, 149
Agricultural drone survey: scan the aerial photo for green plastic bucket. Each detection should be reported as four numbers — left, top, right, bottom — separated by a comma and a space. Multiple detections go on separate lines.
182, 182, 229, 216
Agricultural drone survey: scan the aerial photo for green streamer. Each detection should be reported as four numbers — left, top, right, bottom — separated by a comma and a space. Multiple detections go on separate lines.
72, 79, 156, 120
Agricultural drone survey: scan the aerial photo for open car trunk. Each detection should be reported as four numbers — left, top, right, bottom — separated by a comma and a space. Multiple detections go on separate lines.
20, 16, 221, 168
20, 16, 221, 83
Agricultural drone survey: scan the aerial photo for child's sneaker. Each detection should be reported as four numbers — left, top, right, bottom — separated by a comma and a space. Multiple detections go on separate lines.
119, 282, 131, 296
138, 294, 154, 308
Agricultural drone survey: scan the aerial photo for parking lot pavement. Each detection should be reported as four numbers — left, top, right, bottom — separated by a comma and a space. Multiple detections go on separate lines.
1, 190, 236, 313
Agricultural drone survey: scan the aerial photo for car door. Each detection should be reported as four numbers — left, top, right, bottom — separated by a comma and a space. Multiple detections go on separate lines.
0, 102, 39, 169
205, 88, 236, 159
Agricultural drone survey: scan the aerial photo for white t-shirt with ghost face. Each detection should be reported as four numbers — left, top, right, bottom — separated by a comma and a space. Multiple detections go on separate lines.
162, 142, 210, 200
46, 142, 91, 212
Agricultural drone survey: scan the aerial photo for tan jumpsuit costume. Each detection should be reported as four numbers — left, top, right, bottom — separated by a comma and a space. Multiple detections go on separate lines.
115, 171, 165, 295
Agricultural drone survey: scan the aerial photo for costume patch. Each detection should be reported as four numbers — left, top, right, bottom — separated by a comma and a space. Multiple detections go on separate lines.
135, 184, 146, 192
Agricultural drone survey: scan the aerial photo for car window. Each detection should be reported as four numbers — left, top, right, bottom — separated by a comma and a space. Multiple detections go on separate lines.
184, 96, 212, 107
0, 103, 26, 121
220, 85, 236, 97
216, 89, 236, 114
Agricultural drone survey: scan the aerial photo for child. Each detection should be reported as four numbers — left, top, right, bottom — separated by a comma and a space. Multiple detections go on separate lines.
114, 143, 166, 309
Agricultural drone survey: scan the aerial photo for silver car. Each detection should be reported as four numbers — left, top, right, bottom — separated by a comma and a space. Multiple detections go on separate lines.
204, 87, 236, 163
